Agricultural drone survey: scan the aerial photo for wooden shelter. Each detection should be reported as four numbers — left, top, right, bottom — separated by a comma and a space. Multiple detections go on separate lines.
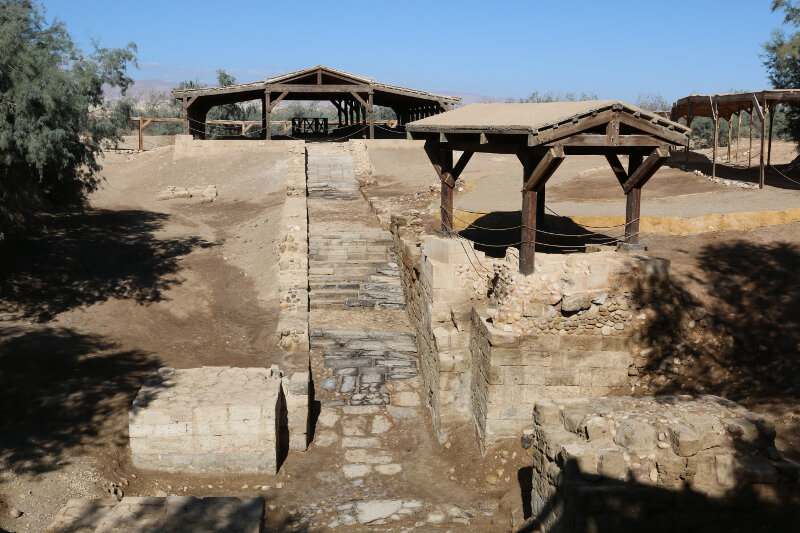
670, 90, 800, 188
171, 65, 460, 140
406, 101, 690, 275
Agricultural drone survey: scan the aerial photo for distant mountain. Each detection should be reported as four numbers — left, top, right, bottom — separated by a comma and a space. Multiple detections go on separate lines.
104, 79, 178, 101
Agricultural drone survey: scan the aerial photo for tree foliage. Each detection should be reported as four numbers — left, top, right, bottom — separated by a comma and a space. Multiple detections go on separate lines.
764, 0, 800, 144
0, 0, 136, 237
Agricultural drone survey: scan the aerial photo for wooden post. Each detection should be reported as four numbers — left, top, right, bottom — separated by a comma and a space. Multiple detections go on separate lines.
182, 98, 189, 135
518, 146, 565, 275
749, 107, 754, 168
685, 100, 692, 162
727, 116, 732, 162
521, 186, 538, 276
625, 188, 641, 244
768, 105, 775, 166
265, 91, 272, 140
138, 118, 144, 152
368, 93, 374, 139
736, 112, 741, 164
760, 103, 768, 188
625, 153, 643, 243
711, 97, 718, 179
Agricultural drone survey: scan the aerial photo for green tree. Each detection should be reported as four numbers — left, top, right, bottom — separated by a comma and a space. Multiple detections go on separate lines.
0, 0, 136, 238
763, 0, 800, 143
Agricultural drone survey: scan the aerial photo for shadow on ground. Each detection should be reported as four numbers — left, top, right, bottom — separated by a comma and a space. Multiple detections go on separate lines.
666, 152, 800, 190
459, 211, 626, 258
518, 458, 799, 532
0, 209, 213, 322
0, 326, 161, 475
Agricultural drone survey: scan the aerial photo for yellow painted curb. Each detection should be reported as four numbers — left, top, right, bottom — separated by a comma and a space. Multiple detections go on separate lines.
452, 207, 800, 235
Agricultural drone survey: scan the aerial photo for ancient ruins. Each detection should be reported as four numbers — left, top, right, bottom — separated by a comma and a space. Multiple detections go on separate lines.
6, 66, 794, 532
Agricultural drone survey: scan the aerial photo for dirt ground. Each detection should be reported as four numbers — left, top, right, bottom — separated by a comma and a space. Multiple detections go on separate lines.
367, 142, 800, 463
1, 136, 799, 531
0, 138, 292, 532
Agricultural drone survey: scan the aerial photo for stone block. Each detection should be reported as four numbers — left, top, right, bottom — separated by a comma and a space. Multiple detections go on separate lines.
129, 367, 283, 474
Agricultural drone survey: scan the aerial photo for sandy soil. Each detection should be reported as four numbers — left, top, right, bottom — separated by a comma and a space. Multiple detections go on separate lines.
0, 139, 289, 532
367, 142, 800, 465
368, 140, 800, 218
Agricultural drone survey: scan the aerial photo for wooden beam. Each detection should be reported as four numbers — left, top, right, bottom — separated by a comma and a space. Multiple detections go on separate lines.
727, 115, 733, 162
710, 97, 719, 179
606, 115, 620, 146
604, 154, 628, 186
521, 186, 538, 276
350, 91, 368, 108
768, 106, 775, 166
368, 92, 374, 139
518, 145, 566, 192
265, 91, 272, 140
749, 106, 754, 168
452, 150, 473, 180
736, 111, 741, 164
622, 146, 670, 193
268, 91, 289, 112
559, 134, 664, 147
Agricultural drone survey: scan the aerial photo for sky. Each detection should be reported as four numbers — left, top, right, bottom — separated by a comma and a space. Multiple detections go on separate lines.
41, 0, 791, 103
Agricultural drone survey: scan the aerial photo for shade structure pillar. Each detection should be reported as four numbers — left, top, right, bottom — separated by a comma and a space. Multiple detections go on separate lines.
736, 112, 741, 163
521, 188, 538, 276
712, 114, 719, 179
182, 98, 189, 135
685, 100, 692, 162
760, 104, 768, 189
625, 188, 641, 244
727, 116, 733, 162
265, 91, 272, 140
749, 107, 754, 168
768, 107, 775, 166
368, 92, 374, 139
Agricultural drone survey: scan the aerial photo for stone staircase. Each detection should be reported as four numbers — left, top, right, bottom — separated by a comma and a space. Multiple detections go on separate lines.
306, 151, 360, 200
311, 328, 419, 405
308, 231, 405, 310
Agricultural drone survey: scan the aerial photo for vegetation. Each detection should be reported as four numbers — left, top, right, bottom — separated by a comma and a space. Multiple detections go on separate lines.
508, 91, 598, 103
0, 0, 136, 238
764, 0, 800, 144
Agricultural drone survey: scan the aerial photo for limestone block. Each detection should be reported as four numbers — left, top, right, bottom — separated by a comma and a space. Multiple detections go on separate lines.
129, 367, 283, 474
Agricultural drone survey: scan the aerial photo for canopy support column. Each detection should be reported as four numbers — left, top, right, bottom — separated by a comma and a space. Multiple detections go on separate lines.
749, 107, 754, 168
727, 116, 732, 162
736, 112, 741, 164
710, 97, 719, 179
265, 91, 272, 140
685, 100, 692, 162
768, 105, 775, 166
518, 146, 565, 275
368, 92, 374, 139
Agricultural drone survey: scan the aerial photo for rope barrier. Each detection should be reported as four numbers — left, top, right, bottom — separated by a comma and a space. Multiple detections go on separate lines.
768, 164, 800, 187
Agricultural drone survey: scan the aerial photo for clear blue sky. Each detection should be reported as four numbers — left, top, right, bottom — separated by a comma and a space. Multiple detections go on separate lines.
41, 0, 789, 102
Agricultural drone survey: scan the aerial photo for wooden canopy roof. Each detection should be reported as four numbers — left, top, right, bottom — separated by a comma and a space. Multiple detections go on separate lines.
407, 101, 690, 275
407, 101, 689, 154
670, 89, 800, 121
171, 65, 461, 110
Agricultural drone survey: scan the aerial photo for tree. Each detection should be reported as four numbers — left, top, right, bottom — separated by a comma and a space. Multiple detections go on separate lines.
763, 0, 800, 143
0, 0, 136, 238
635, 92, 669, 112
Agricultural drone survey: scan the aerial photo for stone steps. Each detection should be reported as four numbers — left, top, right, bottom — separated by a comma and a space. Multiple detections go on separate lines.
310, 253, 394, 262
311, 337, 418, 353
310, 329, 417, 342
346, 299, 406, 310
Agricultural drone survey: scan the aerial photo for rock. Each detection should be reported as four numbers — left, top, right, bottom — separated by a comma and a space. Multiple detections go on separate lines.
562, 293, 594, 312
9, 508, 22, 518
613, 418, 655, 453
343, 464, 371, 479
598, 450, 626, 480
321, 377, 338, 392
668, 424, 701, 456
601, 325, 613, 336
371, 415, 392, 434
315, 430, 339, 447
392, 392, 420, 407
318, 410, 340, 428
583, 416, 612, 442
375, 464, 402, 475
485, 474, 498, 485
356, 500, 403, 524
426, 511, 446, 524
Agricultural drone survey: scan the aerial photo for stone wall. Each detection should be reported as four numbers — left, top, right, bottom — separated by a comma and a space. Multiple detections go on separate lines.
276, 142, 309, 352
129, 366, 309, 474
529, 395, 800, 532
172, 135, 296, 160
388, 212, 675, 446
471, 311, 631, 446
391, 229, 481, 440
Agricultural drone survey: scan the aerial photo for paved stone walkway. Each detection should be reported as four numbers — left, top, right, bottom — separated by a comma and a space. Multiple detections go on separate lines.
305, 144, 489, 529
